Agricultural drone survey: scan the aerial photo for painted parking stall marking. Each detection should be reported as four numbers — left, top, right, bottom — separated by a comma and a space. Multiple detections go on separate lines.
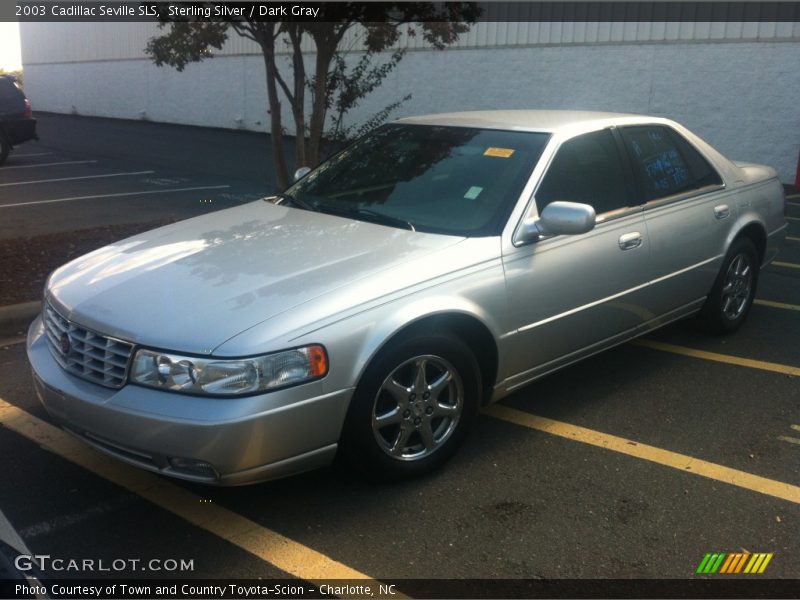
753, 298, 800, 312
0, 170, 156, 188
778, 424, 800, 447
0, 160, 98, 170
0, 397, 402, 589
9, 152, 52, 158
484, 404, 800, 505
0, 506, 33, 556
0, 185, 231, 209
771, 261, 800, 270
631, 338, 800, 377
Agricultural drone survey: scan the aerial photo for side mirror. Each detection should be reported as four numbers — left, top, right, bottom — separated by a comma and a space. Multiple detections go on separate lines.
294, 166, 311, 181
514, 201, 596, 244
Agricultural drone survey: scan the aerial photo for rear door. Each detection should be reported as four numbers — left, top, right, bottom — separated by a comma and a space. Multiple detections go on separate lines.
617, 125, 729, 324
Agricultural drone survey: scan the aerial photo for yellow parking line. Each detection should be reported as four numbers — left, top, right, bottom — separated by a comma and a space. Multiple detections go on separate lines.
754, 299, 800, 312
0, 398, 394, 586
792, 425, 800, 433
772, 261, 800, 270
631, 339, 800, 377
786, 193, 800, 200
787, 216, 800, 221
777, 436, 800, 446
484, 405, 800, 505
787, 201, 800, 207
786, 236, 800, 242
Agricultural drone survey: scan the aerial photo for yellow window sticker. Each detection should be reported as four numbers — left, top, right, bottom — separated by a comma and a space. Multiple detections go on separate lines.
484, 147, 515, 158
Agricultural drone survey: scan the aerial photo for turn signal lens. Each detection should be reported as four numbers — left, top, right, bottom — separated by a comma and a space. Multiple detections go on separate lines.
308, 344, 328, 377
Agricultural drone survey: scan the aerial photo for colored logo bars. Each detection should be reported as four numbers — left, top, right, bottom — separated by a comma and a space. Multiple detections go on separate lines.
696, 552, 773, 574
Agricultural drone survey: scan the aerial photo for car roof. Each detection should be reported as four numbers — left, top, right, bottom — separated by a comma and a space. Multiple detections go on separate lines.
395, 109, 744, 184
395, 110, 662, 133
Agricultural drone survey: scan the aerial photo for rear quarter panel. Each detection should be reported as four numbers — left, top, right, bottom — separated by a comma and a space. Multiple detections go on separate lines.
725, 169, 786, 266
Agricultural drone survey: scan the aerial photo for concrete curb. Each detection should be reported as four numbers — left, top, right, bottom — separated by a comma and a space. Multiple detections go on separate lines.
0, 301, 41, 338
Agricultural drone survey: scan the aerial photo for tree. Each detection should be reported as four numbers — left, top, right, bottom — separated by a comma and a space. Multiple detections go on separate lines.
146, 3, 480, 190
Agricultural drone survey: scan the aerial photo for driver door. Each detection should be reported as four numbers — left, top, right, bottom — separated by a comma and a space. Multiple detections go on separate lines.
502, 128, 652, 389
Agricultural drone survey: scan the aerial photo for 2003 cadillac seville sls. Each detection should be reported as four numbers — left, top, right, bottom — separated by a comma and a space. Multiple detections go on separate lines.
27, 111, 787, 484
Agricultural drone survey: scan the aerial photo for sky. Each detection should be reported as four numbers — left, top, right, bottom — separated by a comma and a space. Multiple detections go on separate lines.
0, 22, 22, 70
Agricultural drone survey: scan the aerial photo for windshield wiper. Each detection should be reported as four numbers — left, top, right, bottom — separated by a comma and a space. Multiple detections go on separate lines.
269, 197, 416, 232
264, 192, 315, 211
354, 208, 415, 232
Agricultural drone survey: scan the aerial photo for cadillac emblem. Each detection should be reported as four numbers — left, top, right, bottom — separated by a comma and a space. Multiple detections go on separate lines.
59, 332, 71, 355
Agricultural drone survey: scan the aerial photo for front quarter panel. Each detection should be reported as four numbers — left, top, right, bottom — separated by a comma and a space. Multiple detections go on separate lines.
314, 289, 508, 397
216, 237, 510, 397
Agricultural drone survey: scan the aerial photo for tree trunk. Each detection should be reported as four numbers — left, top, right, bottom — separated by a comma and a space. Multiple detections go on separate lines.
288, 27, 307, 169
307, 43, 334, 168
258, 29, 290, 190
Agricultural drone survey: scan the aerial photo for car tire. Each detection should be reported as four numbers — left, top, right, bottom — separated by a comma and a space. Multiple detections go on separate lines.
0, 134, 10, 166
340, 329, 481, 480
699, 237, 759, 334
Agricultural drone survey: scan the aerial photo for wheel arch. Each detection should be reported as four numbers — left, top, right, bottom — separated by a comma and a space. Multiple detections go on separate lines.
350, 300, 502, 406
724, 215, 766, 264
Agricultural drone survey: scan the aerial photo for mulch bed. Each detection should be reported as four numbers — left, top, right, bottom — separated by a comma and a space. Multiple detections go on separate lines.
0, 220, 175, 306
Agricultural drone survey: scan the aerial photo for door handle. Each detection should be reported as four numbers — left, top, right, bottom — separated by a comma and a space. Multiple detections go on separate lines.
714, 204, 730, 219
618, 232, 642, 251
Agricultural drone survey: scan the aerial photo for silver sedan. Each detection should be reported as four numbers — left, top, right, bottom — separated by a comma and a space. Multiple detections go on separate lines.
27, 111, 787, 484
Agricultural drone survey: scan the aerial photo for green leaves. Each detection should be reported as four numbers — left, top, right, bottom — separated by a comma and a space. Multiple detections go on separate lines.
144, 2, 481, 184
146, 22, 230, 71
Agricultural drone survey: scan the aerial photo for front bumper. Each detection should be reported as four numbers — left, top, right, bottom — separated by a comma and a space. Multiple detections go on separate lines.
26, 317, 352, 485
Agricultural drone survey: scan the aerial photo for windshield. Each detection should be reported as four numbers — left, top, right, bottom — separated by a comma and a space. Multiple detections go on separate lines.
286, 124, 549, 236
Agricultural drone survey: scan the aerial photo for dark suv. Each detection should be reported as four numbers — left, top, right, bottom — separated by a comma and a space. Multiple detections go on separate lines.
0, 75, 37, 165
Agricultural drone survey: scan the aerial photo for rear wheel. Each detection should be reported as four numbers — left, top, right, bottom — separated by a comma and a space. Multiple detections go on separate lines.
700, 237, 759, 334
341, 329, 480, 480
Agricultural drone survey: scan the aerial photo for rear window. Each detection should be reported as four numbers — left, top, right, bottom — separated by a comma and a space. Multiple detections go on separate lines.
619, 126, 722, 202
0, 78, 25, 111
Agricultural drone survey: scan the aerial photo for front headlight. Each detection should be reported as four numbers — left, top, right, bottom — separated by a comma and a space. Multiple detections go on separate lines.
129, 345, 328, 396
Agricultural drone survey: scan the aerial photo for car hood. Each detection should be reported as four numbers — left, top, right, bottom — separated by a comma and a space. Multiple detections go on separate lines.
47, 201, 467, 354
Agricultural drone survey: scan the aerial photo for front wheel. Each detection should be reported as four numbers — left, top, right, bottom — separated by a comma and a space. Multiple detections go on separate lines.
699, 237, 759, 334
340, 329, 481, 480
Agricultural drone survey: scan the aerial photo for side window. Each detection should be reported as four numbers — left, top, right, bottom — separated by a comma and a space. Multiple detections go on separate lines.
620, 126, 722, 202
536, 129, 633, 217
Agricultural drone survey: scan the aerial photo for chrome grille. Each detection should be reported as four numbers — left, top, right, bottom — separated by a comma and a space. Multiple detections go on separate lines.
44, 303, 134, 389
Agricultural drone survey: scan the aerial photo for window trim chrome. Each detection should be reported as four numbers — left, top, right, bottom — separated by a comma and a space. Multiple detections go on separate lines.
641, 183, 727, 212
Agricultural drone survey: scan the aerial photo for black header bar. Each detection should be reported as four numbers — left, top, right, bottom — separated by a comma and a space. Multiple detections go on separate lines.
7, 2, 800, 23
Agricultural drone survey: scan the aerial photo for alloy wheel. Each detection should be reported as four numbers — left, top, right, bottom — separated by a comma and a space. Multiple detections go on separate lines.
721, 253, 753, 320
371, 354, 464, 460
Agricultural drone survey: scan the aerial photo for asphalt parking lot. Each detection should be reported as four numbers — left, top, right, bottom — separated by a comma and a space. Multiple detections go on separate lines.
0, 116, 798, 597
0, 113, 274, 239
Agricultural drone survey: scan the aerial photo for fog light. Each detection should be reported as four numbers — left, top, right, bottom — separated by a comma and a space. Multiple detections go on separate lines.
169, 457, 217, 478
